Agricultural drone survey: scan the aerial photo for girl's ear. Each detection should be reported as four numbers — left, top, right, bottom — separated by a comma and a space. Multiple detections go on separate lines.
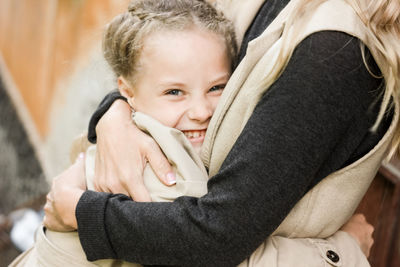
118, 76, 137, 109
117, 76, 133, 99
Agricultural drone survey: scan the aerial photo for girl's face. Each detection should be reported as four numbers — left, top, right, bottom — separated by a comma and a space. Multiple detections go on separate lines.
120, 28, 231, 154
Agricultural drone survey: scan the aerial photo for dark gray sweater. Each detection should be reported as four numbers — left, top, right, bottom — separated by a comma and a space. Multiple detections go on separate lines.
78, 1, 390, 266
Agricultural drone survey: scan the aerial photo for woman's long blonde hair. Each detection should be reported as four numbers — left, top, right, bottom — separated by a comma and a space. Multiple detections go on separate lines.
247, 0, 400, 158
360, 0, 400, 159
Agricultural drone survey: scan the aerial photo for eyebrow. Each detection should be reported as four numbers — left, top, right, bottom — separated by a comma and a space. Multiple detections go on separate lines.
158, 72, 230, 88
158, 81, 187, 88
209, 73, 230, 84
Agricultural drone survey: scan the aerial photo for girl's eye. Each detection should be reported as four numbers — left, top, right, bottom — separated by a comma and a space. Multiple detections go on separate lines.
209, 84, 226, 92
166, 89, 183, 96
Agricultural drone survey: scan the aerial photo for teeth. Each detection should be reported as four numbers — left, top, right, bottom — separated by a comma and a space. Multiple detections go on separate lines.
184, 130, 204, 139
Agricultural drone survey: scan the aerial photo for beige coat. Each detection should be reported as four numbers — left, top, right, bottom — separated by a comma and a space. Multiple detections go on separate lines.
203, 0, 399, 266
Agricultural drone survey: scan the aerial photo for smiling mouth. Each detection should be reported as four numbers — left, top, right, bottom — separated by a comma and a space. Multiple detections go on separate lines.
182, 129, 206, 142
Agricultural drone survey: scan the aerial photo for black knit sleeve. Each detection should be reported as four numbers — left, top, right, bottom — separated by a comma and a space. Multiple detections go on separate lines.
87, 90, 127, 144
76, 31, 384, 266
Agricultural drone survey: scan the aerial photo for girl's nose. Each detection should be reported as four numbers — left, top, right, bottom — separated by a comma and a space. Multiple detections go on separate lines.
187, 97, 213, 122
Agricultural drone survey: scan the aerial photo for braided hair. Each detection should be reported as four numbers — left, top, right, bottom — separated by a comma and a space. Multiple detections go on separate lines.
103, 0, 237, 86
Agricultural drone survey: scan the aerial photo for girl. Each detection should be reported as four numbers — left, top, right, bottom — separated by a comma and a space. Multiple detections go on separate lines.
10, 0, 234, 266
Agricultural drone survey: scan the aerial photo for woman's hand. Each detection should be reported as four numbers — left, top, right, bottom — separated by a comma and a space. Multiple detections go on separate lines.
340, 213, 374, 257
43, 154, 86, 232
93, 100, 176, 201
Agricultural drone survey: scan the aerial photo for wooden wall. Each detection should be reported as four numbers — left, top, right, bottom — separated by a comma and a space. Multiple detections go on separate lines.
0, 0, 129, 137
357, 157, 400, 267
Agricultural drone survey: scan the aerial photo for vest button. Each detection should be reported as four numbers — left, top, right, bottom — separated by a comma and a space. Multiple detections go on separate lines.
326, 250, 340, 263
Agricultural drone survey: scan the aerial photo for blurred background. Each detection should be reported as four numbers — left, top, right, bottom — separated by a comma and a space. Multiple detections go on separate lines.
0, 0, 129, 264
0, 0, 399, 266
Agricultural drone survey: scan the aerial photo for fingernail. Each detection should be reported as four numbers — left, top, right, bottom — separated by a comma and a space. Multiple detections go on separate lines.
166, 172, 176, 185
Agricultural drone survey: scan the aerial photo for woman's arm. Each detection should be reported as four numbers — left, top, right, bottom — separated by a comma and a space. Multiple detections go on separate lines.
45, 168, 374, 267
62, 31, 383, 266
43, 159, 374, 266
87, 90, 127, 144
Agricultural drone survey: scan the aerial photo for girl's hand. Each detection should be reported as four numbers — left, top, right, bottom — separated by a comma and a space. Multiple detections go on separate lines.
93, 100, 175, 201
340, 213, 374, 257
43, 154, 86, 231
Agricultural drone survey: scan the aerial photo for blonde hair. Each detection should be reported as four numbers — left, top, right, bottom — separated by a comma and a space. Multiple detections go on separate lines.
102, 0, 237, 86
256, 0, 400, 158
360, 0, 400, 158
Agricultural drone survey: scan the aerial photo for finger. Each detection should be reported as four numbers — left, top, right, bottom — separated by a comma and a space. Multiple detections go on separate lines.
365, 238, 374, 258
94, 150, 120, 193
43, 215, 56, 230
94, 178, 111, 193
93, 148, 105, 190
74, 152, 86, 171
69, 152, 87, 189
46, 192, 53, 203
354, 213, 366, 222
43, 215, 48, 226
145, 141, 175, 186
43, 200, 53, 216
129, 182, 151, 202
93, 169, 130, 195
43, 214, 72, 232
93, 178, 111, 193
367, 223, 374, 234
106, 180, 131, 196
93, 164, 127, 194
98, 184, 112, 193
43, 201, 55, 228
